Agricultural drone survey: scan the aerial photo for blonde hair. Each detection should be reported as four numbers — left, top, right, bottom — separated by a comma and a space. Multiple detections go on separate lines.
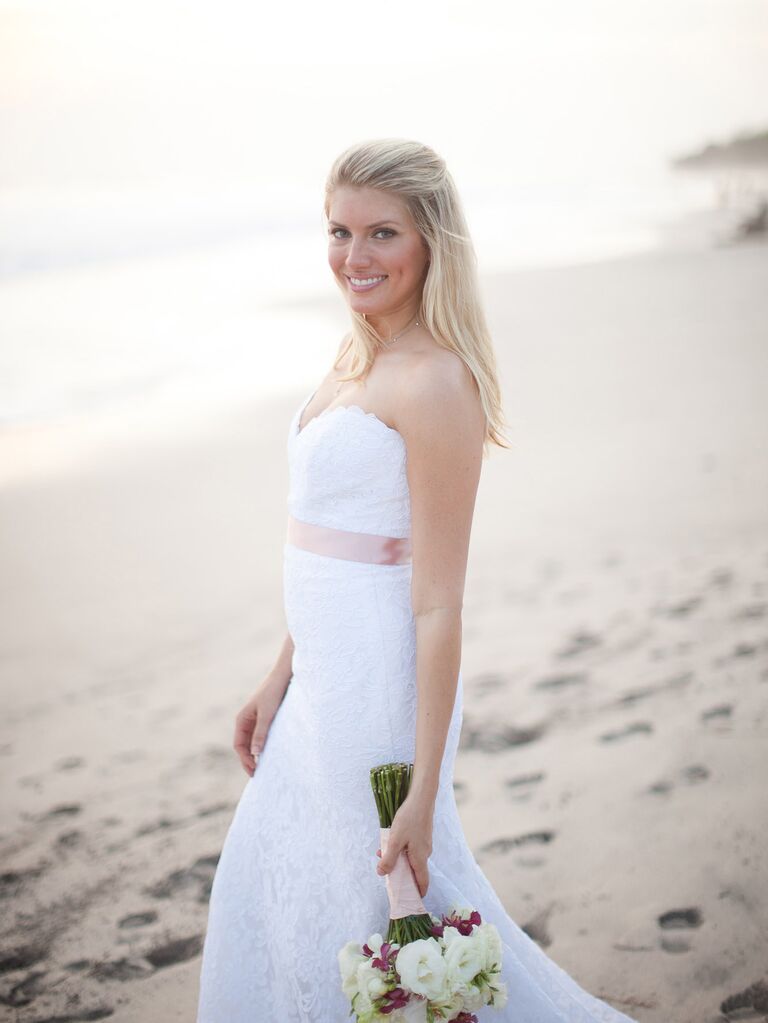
323, 137, 511, 454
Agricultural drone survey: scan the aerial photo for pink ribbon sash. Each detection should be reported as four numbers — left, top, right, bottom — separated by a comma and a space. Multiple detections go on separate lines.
286, 514, 412, 565
379, 827, 427, 919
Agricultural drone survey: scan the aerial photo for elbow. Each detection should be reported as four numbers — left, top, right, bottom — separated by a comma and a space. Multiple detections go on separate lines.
412, 602, 463, 620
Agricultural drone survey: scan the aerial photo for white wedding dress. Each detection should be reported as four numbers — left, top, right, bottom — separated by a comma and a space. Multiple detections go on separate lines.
196, 390, 638, 1023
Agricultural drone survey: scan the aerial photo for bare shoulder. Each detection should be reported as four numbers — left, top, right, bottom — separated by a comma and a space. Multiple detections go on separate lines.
395, 346, 485, 446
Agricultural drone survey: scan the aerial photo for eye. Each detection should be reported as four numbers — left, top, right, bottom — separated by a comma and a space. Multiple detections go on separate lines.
327, 228, 396, 240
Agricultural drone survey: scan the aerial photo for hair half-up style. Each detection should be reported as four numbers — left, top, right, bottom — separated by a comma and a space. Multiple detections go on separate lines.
323, 137, 511, 454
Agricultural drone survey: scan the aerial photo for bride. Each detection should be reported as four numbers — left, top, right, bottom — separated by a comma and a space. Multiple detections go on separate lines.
196, 138, 638, 1022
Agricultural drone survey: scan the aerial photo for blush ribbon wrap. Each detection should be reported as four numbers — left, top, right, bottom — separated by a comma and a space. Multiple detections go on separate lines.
286, 513, 412, 565
379, 827, 427, 919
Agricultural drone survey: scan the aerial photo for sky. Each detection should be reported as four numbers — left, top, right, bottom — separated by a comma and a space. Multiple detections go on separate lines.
0, 0, 766, 439
1, 0, 766, 197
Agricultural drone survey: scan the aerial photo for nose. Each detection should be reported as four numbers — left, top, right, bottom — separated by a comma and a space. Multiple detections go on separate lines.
344, 235, 373, 270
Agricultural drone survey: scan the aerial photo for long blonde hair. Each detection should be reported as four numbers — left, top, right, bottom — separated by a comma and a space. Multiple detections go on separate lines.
323, 137, 511, 454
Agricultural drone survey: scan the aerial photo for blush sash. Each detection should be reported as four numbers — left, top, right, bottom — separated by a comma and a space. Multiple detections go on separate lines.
286, 514, 412, 565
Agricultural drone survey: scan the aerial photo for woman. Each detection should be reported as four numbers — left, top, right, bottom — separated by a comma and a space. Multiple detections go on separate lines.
196, 139, 638, 1022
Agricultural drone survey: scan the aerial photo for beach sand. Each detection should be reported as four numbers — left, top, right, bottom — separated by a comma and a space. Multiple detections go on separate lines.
1, 240, 767, 1022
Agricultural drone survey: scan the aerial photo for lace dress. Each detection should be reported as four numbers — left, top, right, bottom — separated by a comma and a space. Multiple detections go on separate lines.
195, 390, 639, 1023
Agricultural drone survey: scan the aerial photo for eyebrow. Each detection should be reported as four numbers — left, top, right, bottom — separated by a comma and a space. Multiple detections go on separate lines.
328, 219, 401, 229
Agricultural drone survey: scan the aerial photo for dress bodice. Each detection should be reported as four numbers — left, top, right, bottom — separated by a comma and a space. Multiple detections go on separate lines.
286, 391, 411, 537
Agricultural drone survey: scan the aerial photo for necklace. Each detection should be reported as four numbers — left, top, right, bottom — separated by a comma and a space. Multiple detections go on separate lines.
381, 314, 421, 348
333, 315, 421, 396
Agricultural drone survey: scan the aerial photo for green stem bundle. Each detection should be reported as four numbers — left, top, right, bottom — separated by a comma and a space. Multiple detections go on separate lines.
370, 762, 436, 946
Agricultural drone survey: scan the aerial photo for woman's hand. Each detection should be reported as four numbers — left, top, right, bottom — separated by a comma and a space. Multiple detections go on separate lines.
233, 674, 290, 776
375, 791, 435, 899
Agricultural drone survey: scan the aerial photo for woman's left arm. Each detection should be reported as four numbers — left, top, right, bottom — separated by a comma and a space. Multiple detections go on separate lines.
376, 354, 486, 896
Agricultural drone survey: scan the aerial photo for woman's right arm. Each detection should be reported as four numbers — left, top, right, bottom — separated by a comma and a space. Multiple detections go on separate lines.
233, 631, 295, 775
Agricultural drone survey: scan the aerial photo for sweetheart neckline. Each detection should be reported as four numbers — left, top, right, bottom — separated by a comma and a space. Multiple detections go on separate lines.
294, 391, 405, 445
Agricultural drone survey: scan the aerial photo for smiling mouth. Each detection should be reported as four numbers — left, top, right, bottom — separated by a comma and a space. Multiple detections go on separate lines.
346, 274, 388, 289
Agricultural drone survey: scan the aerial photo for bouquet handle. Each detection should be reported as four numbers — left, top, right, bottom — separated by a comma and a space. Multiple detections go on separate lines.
379, 827, 427, 919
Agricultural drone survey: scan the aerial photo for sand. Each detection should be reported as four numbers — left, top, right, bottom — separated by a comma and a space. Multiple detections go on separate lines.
1, 239, 767, 1022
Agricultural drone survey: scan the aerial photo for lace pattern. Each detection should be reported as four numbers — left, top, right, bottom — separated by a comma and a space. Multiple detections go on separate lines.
195, 391, 639, 1022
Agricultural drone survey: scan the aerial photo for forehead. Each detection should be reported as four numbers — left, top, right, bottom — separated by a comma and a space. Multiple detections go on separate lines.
328, 185, 411, 225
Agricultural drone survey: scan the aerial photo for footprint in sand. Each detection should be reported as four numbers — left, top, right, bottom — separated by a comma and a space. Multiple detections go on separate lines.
0, 941, 50, 974
36, 803, 82, 822
598, 722, 653, 743
533, 672, 588, 691
144, 933, 204, 969
733, 602, 766, 621
646, 763, 710, 796
2, 968, 58, 1008
0, 866, 47, 900
196, 801, 236, 818
459, 720, 547, 752
118, 911, 158, 929
89, 957, 155, 981
732, 641, 758, 659
55, 829, 84, 850
144, 855, 220, 904
504, 772, 545, 803
657, 906, 702, 953
657, 596, 703, 618
615, 685, 657, 707
701, 703, 732, 722
520, 904, 555, 947
555, 631, 602, 659
24, 1009, 114, 1021
720, 979, 768, 1017
81, 935, 204, 987
480, 831, 556, 856
471, 672, 507, 697
134, 816, 182, 837
709, 568, 733, 589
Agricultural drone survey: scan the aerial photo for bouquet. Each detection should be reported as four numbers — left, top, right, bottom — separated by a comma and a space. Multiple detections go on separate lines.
337, 762, 507, 1022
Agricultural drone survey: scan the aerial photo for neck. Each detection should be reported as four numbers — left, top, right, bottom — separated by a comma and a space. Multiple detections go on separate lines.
365, 307, 420, 342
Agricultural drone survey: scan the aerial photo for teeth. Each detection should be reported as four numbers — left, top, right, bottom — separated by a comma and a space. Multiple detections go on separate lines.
350, 276, 386, 286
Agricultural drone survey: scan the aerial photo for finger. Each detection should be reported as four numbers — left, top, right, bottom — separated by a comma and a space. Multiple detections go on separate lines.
233, 723, 255, 753
417, 869, 429, 898
250, 729, 268, 755
377, 854, 394, 875
377, 843, 402, 875
403, 851, 429, 898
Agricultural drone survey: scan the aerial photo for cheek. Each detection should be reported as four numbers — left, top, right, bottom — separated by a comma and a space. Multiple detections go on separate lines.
401, 241, 428, 280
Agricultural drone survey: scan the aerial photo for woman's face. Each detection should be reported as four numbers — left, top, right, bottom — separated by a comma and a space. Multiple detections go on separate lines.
326, 185, 430, 327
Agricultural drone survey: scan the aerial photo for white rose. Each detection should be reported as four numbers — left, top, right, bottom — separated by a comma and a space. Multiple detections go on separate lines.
430, 991, 466, 1021
446, 902, 475, 920
443, 931, 485, 990
395, 937, 448, 1000
400, 996, 429, 1022
476, 921, 503, 972
337, 940, 366, 1000
489, 978, 508, 1008
354, 960, 388, 1012
462, 982, 487, 1011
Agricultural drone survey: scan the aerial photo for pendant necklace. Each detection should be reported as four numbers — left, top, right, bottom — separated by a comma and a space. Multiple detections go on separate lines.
333, 315, 421, 396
